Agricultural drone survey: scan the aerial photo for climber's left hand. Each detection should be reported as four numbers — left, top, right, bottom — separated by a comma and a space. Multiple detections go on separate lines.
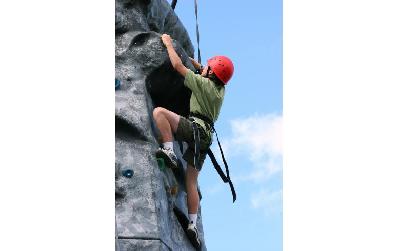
161, 34, 172, 47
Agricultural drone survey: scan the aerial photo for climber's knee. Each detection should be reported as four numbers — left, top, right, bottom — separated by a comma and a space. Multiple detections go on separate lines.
153, 107, 180, 132
153, 107, 164, 120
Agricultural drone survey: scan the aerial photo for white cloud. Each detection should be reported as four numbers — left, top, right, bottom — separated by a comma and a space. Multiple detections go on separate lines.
227, 113, 282, 216
206, 113, 283, 217
231, 114, 282, 157
226, 113, 283, 183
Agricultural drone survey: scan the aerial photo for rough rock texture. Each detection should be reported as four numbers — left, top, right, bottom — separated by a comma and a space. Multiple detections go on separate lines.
115, 0, 206, 250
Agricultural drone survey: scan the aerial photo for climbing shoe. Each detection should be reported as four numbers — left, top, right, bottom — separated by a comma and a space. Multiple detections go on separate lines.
156, 147, 178, 169
187, 223, 201, 249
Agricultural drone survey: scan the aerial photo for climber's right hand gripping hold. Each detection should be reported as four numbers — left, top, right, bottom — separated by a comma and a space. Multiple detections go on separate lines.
189, 57, 202, 71
161, 34, 188, 77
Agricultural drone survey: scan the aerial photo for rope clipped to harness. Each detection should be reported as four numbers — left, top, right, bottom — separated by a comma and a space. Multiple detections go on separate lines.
190, 112, 237, 203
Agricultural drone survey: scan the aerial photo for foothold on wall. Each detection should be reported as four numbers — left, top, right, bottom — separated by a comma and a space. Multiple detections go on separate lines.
115, 79, 121, 90
169, 185, 178, 196
122, 169, 133, 178
157, 157, 166, 171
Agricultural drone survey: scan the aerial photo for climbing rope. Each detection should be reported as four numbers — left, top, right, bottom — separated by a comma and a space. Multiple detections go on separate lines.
171, 0, 177, 10
194, 0, 201, 64
170, 0, 202, 64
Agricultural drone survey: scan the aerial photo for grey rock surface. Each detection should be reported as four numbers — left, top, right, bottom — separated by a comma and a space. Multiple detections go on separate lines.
115, 0, 206, 250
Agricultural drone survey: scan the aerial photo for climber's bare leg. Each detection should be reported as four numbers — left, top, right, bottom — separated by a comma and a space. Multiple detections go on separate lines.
186, 164, 200, 214
153, 107, 180, 143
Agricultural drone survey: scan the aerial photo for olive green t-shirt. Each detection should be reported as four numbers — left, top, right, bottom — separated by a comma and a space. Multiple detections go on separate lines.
184, 70, 225, 139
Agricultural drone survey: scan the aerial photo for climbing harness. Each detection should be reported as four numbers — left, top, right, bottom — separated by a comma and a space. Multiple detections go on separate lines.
189, 112, 237, 203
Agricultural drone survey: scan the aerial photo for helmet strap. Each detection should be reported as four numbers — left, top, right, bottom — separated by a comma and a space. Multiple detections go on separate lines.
205, 66, 210, 78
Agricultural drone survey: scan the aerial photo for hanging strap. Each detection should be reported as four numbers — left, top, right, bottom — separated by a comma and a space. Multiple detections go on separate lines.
194, 0, 201, 64
207, 149, 236, 203
189, 112, 237, 203
191, 119, 202, 171
171, 0, 177, 10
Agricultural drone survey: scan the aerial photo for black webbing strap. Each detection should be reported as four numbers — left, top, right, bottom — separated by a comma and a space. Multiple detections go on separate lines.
191, 120, 202, 171
178, 140, 184, 154
194, 0, 201, 64
189, 112, 237, 203
189, 112, 213, 127
207, 148, 236, 203
171, 0, 177, 10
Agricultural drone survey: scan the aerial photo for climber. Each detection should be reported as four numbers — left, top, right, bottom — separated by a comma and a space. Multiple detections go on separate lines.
153, 33, 234, 247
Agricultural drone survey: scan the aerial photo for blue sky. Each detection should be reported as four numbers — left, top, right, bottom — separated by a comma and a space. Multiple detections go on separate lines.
171, 1, 282, 250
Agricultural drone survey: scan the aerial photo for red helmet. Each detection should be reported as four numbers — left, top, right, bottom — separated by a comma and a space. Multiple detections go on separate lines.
207, 56, 234, 85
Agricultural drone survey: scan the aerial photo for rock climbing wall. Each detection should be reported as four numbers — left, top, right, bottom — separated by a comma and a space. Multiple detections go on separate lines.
115, 0, 206, 250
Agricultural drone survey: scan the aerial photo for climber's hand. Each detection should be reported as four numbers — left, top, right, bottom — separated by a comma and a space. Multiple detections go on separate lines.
189, 57, 202, 70
161, 34, 173, 47
161, 33, 188, 77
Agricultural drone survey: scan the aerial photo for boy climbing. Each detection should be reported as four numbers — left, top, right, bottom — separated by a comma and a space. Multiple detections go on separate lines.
153, 33, 234, 247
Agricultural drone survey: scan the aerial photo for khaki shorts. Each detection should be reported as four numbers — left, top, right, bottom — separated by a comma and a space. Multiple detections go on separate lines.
175, 116, 212, 171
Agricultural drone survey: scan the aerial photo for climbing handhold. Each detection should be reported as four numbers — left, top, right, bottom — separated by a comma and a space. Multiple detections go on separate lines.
170, 185, 178, 196
115, 79, 121, 90
157, 157, 166, 171
122, 169, 133, 178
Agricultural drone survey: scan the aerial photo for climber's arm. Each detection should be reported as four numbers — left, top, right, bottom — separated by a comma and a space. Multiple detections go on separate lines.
189, 57, 202, 70
161, 34, 188, 77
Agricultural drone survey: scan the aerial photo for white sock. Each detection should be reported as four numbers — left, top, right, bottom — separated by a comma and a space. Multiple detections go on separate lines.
189, 213, 197, 226
162, 142, 173, 150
